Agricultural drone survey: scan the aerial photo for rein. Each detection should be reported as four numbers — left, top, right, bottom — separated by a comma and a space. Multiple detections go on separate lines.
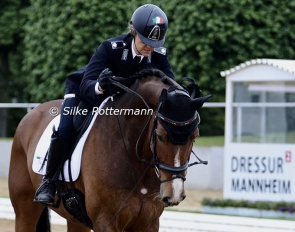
109, 77, 208, 183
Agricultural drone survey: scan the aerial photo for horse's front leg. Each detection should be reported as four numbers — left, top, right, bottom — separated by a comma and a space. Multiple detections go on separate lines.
126, 219, 160, 232
91, 216, 119, 232
141, 220, 160, 232
91, 210, 136, 232
67, 220, 91, 232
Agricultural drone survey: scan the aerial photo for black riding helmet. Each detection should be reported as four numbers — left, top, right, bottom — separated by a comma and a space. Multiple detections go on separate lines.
130, 4, 168, 48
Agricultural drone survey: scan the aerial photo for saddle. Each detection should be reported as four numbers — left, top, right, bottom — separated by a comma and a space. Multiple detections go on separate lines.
33, 98, 112, 229
32, 100, 99, 182
57, 100, 95, 229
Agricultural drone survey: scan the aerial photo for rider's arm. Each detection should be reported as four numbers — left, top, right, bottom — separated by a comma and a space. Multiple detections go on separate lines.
80, 41, 110, 99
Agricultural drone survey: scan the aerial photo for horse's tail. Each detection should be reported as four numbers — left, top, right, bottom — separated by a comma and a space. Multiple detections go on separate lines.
36, 207, 51, 232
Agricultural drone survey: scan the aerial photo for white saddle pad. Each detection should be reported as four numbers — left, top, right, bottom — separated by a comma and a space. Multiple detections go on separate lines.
32, 97, 110, 181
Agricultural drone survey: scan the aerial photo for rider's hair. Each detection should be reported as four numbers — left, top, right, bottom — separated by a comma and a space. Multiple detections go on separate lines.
129, 23, 137, 37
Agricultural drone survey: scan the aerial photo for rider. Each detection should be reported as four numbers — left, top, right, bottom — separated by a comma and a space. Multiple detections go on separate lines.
34, 4, 174, 206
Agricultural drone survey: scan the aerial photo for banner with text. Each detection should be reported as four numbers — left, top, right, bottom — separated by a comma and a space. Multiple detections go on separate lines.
223, 143, 295, 202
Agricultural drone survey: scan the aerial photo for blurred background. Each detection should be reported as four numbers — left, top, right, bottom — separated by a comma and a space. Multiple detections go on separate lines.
1, 1, 295, 230
1, 0, 294, 138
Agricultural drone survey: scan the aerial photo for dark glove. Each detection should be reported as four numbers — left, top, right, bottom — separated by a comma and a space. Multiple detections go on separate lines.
179, 77, 202, 98
98, 68, 112, 94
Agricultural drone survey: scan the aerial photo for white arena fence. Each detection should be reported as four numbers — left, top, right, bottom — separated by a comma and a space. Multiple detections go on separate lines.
1, 198, 295, 231
0, 102, 226, 111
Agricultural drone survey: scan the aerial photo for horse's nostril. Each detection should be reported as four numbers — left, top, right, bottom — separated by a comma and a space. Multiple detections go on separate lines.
162, 196, 169, 202
162, 196, 170, 205
162, 195, 186, 206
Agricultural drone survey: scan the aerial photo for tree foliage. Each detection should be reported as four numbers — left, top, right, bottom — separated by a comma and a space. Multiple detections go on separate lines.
0, 0, 29, 99
23, 0, 138, 101
0, 0, 29, 136
161, 0, 295, 135
164, 0, 295, 94
23, 0, 295, 100
5, 0, 295, 135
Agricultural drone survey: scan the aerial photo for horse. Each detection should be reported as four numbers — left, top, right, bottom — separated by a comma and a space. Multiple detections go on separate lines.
8, 69, 211, 232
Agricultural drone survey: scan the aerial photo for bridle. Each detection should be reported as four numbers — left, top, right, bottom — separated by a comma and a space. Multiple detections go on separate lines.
151, 113, 191, 183
150, 101, 208, 183
109, 77, 208, 183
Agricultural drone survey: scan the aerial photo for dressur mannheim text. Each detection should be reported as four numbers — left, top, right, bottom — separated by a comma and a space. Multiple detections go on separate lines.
223, 144, 295, 202
231, 156, 290, 194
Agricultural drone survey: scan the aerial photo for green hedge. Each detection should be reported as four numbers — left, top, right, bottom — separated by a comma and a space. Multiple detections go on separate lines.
202, 197, 295, 213
2, 0, 294, 136
23, 0, 295, 103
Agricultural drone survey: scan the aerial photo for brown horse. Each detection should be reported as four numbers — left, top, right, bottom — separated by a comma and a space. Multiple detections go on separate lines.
8, 69, 210, 232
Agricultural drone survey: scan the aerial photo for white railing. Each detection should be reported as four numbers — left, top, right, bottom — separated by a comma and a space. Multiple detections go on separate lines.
233, 102, 295, 107
0, 103, 40, 112
0, 102, 226, 111
204, 102, 226, 107
3, 102, 294, 110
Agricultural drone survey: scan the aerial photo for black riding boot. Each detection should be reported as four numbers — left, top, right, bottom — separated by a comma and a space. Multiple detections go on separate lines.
34, 132, 68, 206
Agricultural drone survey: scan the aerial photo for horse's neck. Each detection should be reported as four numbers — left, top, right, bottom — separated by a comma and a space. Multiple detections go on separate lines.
116, 77, 167, 155
131, 76, 169, 106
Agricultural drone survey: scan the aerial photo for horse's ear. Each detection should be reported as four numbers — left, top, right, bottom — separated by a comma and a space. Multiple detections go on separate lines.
191, 95, 212, 110
159, 88, 168, 104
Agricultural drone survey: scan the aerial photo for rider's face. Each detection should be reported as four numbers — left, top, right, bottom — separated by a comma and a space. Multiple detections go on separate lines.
134, 35, 154, 57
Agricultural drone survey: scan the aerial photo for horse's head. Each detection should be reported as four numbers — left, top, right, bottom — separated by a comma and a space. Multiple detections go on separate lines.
113, 69, 211, 207
150, 86, 211, 206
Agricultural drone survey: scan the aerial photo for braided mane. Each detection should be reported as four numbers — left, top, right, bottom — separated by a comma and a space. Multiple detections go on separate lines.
130, 68, 175, 87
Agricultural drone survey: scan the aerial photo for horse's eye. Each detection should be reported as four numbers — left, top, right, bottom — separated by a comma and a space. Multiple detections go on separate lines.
157, 134, 165, 143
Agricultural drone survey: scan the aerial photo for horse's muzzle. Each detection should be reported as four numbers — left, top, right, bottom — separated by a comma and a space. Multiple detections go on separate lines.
162, 195, 186, 206
159, 172, 186, 207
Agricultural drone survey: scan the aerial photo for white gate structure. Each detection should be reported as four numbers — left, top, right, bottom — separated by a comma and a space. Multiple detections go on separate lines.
221, 59, 295, 202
